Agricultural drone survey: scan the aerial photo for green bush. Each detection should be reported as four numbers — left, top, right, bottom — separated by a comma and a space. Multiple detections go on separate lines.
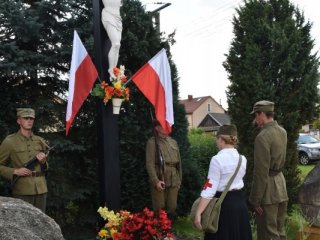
188, 129, 218, 182
175, 129, 218, 217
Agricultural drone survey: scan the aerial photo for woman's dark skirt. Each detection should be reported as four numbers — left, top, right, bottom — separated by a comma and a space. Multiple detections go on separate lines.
204, 190, 252, 240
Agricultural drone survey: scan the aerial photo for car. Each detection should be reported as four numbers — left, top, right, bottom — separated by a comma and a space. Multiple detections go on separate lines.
296, 133, 320, 165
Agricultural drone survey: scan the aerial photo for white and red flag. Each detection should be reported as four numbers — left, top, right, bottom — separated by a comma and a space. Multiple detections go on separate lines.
66, 30, 98, 135
131, 48, 174, 133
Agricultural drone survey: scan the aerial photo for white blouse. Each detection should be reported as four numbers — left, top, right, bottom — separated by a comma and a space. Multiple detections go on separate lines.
200, 148, 247, 199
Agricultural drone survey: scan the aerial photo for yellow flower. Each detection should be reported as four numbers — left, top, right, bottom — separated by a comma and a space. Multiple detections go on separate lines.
113, 80, 122, 90
98, 229, 107, 238
97, 206, 135, 239
97, 207, 109, 220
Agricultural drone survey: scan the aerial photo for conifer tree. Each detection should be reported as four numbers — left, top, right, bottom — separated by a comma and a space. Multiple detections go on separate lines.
224, 0, 319, 209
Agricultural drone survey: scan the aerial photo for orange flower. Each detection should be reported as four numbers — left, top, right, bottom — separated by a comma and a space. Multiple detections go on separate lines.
125, 88, 130, 101
101, 81, 108, 88
121, 75, 127, 83
113, 67, 120, 77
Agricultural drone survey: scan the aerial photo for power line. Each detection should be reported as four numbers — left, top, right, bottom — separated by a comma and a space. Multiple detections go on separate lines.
176, 1, 238, 30
175, 1, 240, 38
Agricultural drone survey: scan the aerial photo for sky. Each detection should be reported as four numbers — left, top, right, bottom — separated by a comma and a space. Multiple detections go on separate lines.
140, 0, 320, 110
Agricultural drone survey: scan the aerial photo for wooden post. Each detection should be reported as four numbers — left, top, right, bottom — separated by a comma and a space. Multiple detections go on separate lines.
92, 0, 120, 211
296, 225, 320, 240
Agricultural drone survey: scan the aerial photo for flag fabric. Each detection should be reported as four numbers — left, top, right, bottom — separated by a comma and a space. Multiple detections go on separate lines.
66, 30, 98, 135
131, 48, 174, 133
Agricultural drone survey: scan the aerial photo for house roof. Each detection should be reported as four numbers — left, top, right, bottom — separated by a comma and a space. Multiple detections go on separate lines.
180, 95, 224, 114
198, 113, 231, 132
207, 113, 230, 126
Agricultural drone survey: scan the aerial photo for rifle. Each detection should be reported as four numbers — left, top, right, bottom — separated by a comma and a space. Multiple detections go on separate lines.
154, 125, 165, 182
150, 109, 165, 182
11, 145, 55, 187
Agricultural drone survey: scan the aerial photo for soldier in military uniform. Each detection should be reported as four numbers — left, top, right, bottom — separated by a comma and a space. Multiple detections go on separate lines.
249, 101, 288, 240
0, 108, 49, 212
146, 121, 182, 217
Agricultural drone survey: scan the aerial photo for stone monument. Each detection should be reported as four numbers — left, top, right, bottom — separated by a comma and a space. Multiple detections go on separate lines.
297, 161, 320, 239
0, 196, 64, 240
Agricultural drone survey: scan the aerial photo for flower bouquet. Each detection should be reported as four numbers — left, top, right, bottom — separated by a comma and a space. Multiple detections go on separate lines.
97, 207, 175, 240
91, 65, 130, 114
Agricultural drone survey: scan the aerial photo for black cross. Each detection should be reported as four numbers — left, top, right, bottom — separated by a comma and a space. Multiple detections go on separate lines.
93, 0, 120, 211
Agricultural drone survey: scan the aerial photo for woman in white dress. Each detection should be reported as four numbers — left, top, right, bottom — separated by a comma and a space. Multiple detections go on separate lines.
194, 124, 252, 240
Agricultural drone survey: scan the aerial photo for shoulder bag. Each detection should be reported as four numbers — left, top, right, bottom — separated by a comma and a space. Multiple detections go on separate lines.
190, 155, 242, 233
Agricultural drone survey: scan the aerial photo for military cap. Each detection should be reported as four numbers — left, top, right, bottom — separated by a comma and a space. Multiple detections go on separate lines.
217, 124, 237, 136
16, 108, 35, 118
250, 100, 274, 114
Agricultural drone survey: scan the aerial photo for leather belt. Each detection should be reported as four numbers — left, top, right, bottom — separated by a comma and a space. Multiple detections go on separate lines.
269, 169, 282, 177
31, 171, 45, 177
165, 162, 178, 167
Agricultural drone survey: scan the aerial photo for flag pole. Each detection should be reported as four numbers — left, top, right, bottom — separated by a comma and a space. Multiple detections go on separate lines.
123, 78, 132, 87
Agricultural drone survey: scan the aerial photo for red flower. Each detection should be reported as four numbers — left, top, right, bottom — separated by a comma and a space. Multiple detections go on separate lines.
98, 207, 174, 240
121, 75, 127, 82
113, 88, 123, 97
146, 225, 156, 235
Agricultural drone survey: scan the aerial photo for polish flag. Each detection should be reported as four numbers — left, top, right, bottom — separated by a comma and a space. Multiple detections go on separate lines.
131, 48, 173, 133
66, 30, 98, 135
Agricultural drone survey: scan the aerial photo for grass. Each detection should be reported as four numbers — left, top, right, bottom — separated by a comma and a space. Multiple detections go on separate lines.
173, 164, 316, 240
286, 205, 311, 240
288, 164, 317, 240
298, 164, 314, 180
173, 217, 203, 239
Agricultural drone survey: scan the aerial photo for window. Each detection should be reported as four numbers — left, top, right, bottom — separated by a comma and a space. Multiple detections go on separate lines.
207, 103, 211, 112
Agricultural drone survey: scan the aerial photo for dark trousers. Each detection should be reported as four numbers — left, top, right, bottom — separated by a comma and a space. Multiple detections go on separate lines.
13, 193, 47, 213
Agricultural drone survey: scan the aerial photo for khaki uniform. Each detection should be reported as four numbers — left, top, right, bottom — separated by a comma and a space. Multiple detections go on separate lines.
146, 136, 182, 214
0, 131, 48, 196
249, 121, 288, 240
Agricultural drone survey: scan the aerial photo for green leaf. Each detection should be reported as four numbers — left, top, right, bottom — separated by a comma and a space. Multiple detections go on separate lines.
91, 84, 104, 98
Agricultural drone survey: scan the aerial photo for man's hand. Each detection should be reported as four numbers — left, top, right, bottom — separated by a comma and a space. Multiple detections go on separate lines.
254, 206, 264, 215
13, 167, 32, 176
36, 152, 47, 164
156, 181, 165, 191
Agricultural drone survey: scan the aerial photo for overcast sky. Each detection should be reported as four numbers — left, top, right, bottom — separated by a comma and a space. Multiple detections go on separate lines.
140, 0, 320, 109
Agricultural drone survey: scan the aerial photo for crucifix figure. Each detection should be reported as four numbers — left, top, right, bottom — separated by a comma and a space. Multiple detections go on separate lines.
101, 0, 122, 79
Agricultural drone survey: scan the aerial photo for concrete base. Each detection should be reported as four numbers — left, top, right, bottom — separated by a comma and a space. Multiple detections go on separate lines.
296, 225, 320, 240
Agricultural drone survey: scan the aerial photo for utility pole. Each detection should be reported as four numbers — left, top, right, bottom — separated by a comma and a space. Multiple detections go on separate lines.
149, 2, 171, 34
